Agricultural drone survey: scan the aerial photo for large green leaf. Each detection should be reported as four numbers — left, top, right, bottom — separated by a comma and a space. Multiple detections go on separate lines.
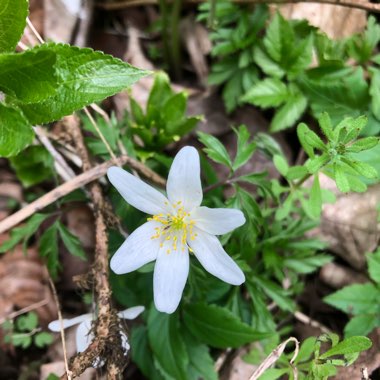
183, 303, 271, 348
367, 249, 380, 284
14, 43, 150, 124
0, 103, 33, 157
344, 314, 380, 337
0, 49, 57, 102
147, 309, 188, 380
0, 0, 28, 52
324, 283, 380, 315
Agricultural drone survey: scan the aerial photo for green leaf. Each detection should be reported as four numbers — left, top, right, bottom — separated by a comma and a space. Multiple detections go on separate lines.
10, 145, 54, 187
270, 87, 307, 132
264, 12, 295, 64
273, 154, 289, 176
347, 137, 379, 153
253, 46, 285, 78
324, 283, 380, 315
0, 50, 57, 103
309, 174, 322, 218
147, 72, 173, 120
343, 159, 378, 180
333, 164, 350, 193
184, 332, 217, 380
319, 336, 372, 359
317, 112, 334, 141
370, 69, 380, 120
0, 213, 49, 253
11, 334, 32, 348
148, 309, 189, 380
257, 368, 289, 380
287, 35, 313, 76
15, 43, 150, 124
183, 303, 270, 348
57, 222, 87, 261
286, 165, 308, 180
198, 132, 232, 169
367, 249, 380, 284
39, 223, 60, 279
297, 122, 315, 157
242, 78, 288, 108
297, 123, 325, 151
131, 326, 164, 380
0, 0, 28, 52
162, 93, 187, 125
305, 154, 329, 174
233, 125, 256, 170
0, 103, 33, 157
344, 314, 379, 337
17, 312, 38, 331
34, 331, 54, 348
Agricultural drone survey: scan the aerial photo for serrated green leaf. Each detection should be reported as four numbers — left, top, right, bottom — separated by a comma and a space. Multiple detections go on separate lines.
15, 43, 150, 124
344, 314, 380, 337
0, 103, 33, 157
320, 336, 372, 359
324, 283, 380, 315
242, 78, 288, 108
34, 331, 54, 348
183, 303, 271, 348
287, 35, 313, 76
339, 115, 368, 144
270, 89, 307, 132
233, 125, 256, 170
148, 309, 188, 380
0, 213, 49, 253
198, 132, 232, 168
10, 145, 54, 187
273, 154, 288, 176
39, 223, 60, 279
57, 222, 87, 261
0, 0, 28, 52
0, 50, 58, 103
297, 123, 325, 150
367, 249, 380, 284
253, 46, 285, 78
342, 159, 378, 179
297, 123, 315, 158
264, 12, 295, 64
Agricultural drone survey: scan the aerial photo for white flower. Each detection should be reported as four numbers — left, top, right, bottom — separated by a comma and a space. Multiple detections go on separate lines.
48, 306, 144, 367
107, 146, 246, 314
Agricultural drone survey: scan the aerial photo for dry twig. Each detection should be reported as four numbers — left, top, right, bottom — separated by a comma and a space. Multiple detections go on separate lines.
97, 0, 380, 13
249, 337, 300, 380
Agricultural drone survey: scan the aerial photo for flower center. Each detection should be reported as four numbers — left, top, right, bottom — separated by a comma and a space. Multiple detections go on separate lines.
148, 201, 197, 253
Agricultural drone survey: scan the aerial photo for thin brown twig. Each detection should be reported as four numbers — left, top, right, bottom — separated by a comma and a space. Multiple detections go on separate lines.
0, 299, 49, 325
97, 0, 380, 13
0, 155, 165, 235
48, 275, 71, 380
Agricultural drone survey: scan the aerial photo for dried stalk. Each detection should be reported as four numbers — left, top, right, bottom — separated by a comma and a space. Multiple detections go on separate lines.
97, 0, 380, 13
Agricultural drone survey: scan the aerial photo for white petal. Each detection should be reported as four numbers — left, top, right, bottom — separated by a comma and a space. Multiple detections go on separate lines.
117, 306, 145, 320
189, 228, 245, 285
120, 331, 130, 355
191, 207, 246, 235
110, 221, 161, 274
153, 234, 189, 313
48, 313, 91, 332
107, 166, 172, 215
166, 146, 202, 211
76, 319, 93, 353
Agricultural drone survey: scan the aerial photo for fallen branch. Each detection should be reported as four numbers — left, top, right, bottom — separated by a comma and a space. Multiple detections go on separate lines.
0, 154, 165, 235
97, 0, 380, 13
